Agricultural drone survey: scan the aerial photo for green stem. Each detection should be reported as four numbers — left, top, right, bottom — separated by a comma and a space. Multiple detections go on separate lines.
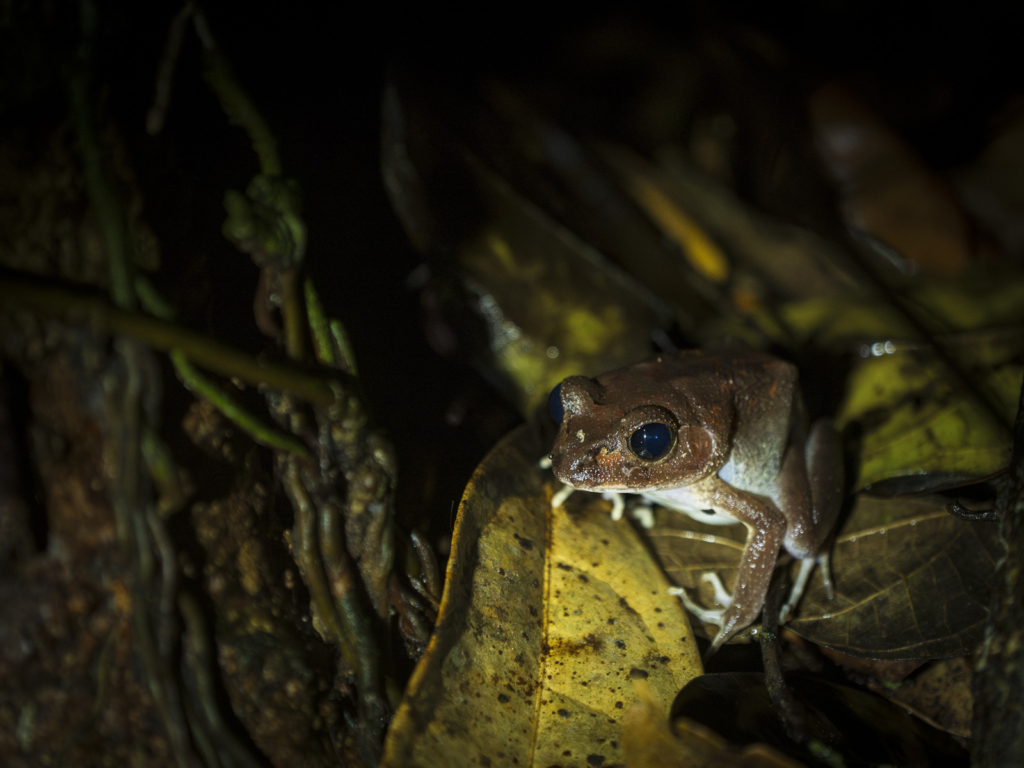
304, 277, 336, 367
0, 272, 340, 407
170, 351, 312, 459
201, 47, 281, 176
68, 0, 135, 310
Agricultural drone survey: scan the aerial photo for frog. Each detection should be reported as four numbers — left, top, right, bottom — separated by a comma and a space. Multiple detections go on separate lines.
546, 348, 843, 654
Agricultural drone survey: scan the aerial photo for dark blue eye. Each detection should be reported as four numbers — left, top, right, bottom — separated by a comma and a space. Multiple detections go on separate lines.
548, 383, 564, 424
629, 423, 672, 460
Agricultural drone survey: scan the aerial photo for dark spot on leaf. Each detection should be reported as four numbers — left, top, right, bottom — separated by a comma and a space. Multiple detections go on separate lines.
557, 563, 572, 571
607, 618, 615, 625
615, 701, 623, 709
532, 578, 540, 588
557, 709, 570, 718
654, 607, 662, 612
618, 597, 638, 615
591, 562, 600, 567
480, 757, 491, 767
587, 754, 605, 766
614, 640, 626, 649
601, 539, 609, 546
498, 693, 510, 703
611, 741, 618, 749
578, 574, 589, 583
657, 622, 664, 628
562, 750, 572, 757
497, 568, 505, 576
513, 533, 533, 550
658, 656, 670, 664
529, 605, 537, 617
629, 668, 649, 679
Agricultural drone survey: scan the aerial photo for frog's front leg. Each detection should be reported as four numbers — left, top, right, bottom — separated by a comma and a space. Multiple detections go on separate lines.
683, 475, 787, 654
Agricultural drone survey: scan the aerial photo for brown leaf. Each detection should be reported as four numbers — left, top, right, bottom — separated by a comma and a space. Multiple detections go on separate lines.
873, 656, 974, 739
809, 84, 972, 275
381, 425, 702, 767
646, 513, 748, 642
788, 494, 1003, 659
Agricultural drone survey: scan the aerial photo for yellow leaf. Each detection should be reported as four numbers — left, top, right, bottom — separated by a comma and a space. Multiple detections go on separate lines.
627, 174, 730, 284
382, 426, 702, 767
838, 350, 1019, 489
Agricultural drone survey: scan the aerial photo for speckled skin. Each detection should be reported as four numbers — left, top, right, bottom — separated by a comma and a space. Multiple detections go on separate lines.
549, 349, 841, 652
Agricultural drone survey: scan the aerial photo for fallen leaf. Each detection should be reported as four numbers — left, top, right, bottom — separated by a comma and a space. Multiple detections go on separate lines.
645, 513, 748, 642
599, 143, 848, 305
382, 82, 678, 416
381, 426, 702, 768
671, 672, 968, 767
788, 494, 1004, 659
809, 83, 972, 275
838, 344, 1020, 490
622, 682, 805, 768
874, 656, 973, 739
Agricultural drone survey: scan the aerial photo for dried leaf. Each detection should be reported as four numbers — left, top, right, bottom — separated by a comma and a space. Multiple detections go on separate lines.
788, 494, 1004, 659
875, 656, 973, 739
381, 426, 701, 768
646, 514, 748, 641
838, 344, 1020, 489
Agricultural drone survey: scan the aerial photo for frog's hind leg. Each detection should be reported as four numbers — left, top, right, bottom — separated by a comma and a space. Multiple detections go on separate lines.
805, 419, 842, 600
805, 419, 843, 557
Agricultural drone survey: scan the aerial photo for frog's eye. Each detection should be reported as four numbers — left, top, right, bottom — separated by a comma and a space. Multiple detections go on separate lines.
547, 383, 564, 424
629, 423, 672, 461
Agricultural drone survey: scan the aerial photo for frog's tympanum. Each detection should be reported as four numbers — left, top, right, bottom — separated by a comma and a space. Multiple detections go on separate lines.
547, 349, 842, 653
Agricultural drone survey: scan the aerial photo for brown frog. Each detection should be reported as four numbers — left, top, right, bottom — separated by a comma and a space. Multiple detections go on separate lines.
547, 348, 842, 654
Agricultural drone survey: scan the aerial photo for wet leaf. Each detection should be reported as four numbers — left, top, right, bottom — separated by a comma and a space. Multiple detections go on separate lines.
837, 342, 1021, 489
788, 494, 1004, 659
381, 426, 702, 768
671, 672, 968, 767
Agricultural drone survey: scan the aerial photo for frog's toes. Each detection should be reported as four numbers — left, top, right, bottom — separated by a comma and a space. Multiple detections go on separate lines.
818, 551, 835, 600
629, 504, 655, 529
602, 492, 625, 521
538, 455, 553, 470
780, 554, 835, 622
700, 572, 733, 607
551, 484, 575, 508
668, 586, 726, 628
